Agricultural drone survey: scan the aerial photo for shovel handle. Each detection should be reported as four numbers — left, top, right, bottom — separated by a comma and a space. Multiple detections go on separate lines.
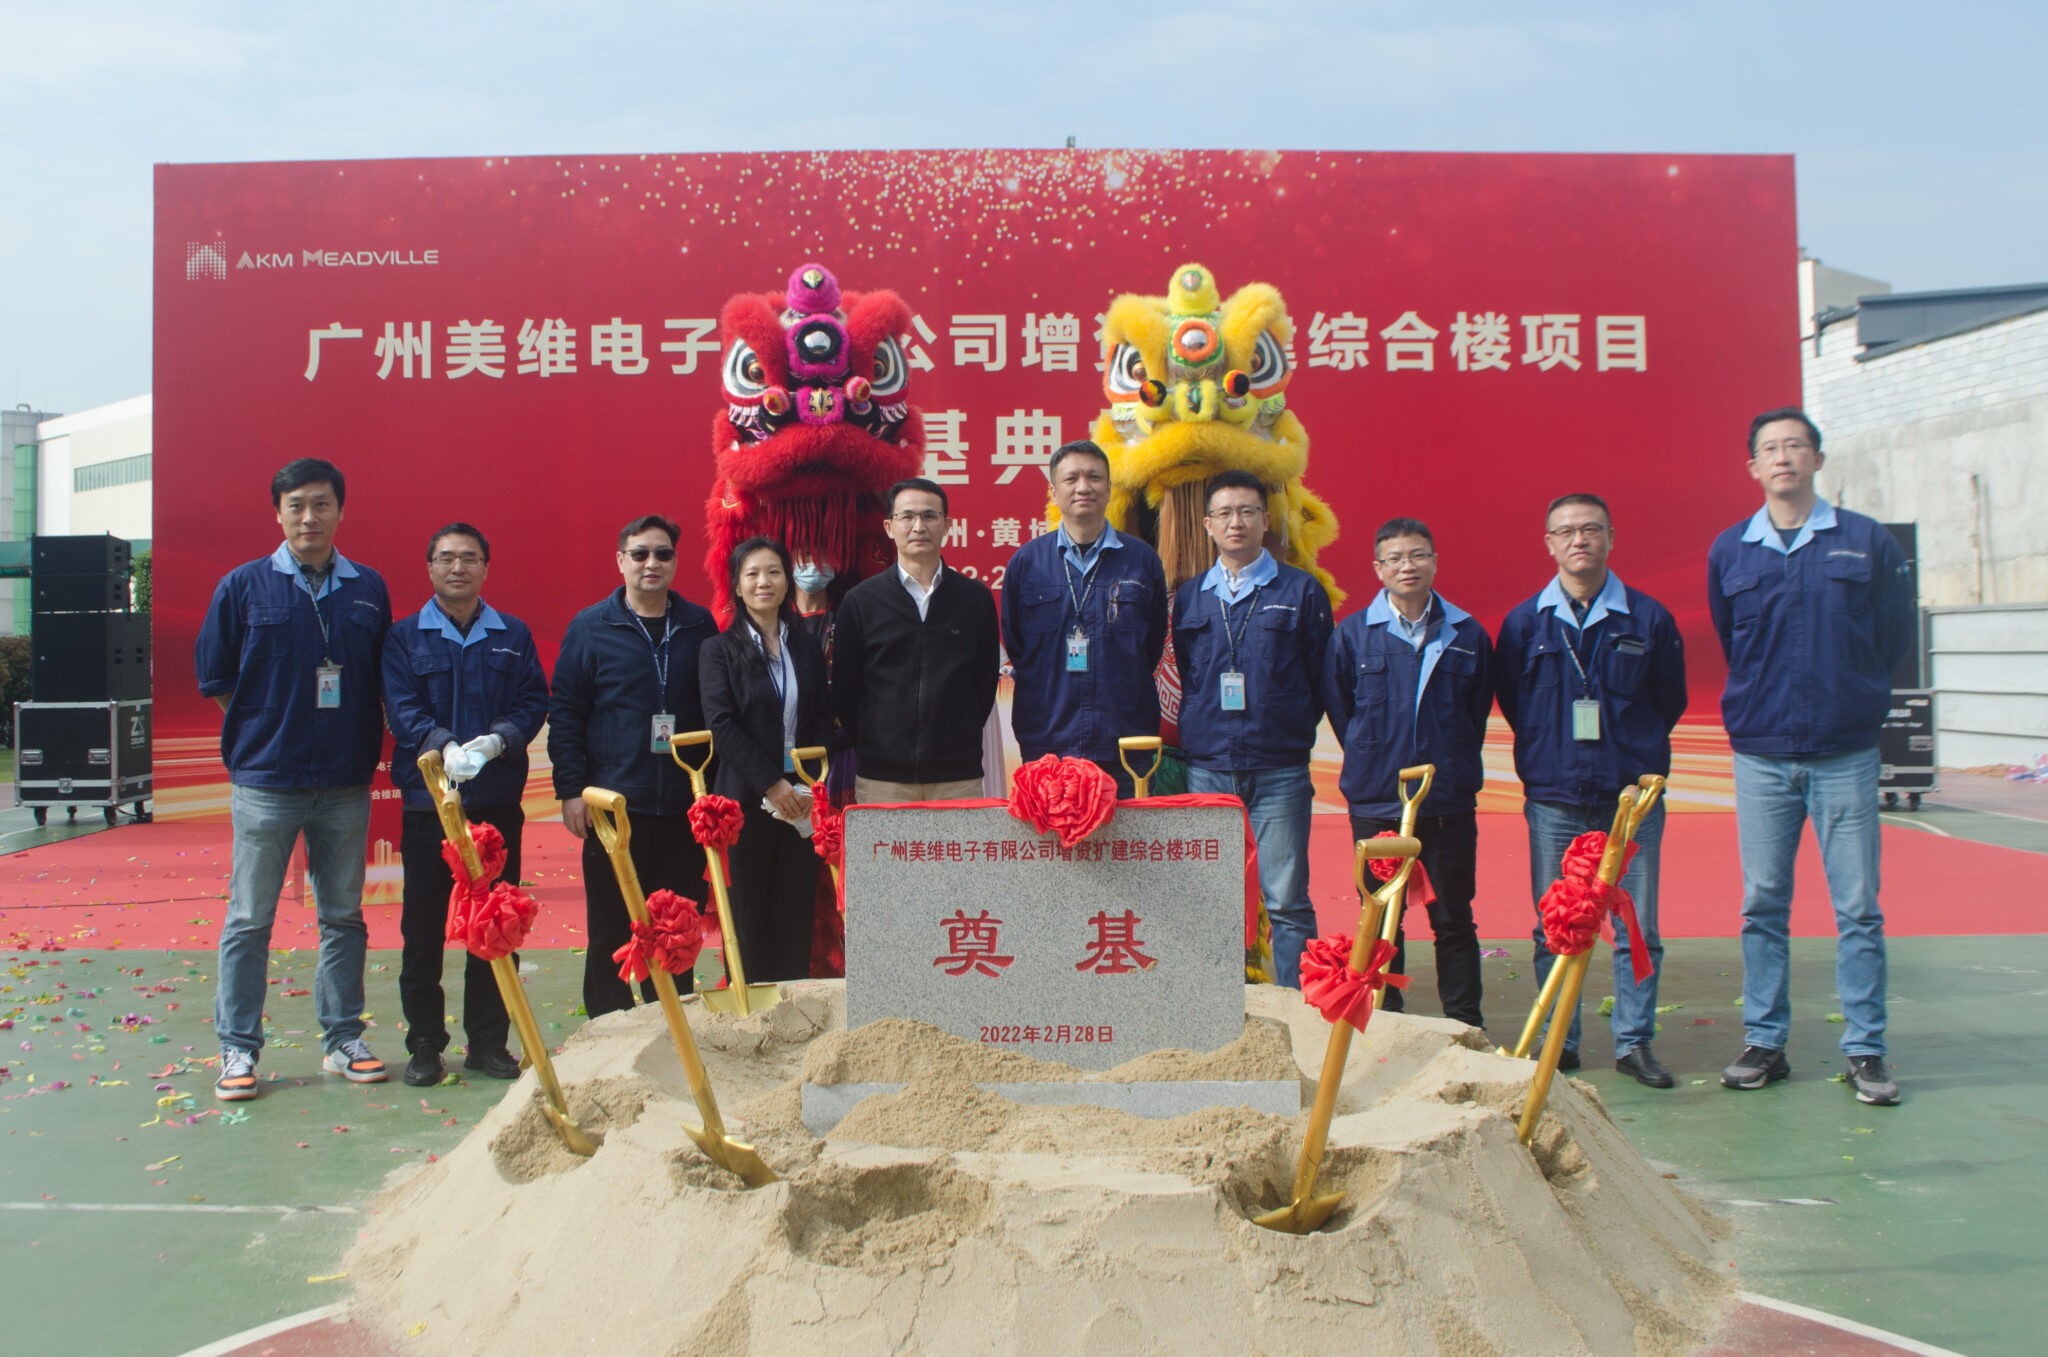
416, 750, 482, 879
668, 729, 714, 800
1118, 736, 1163, 799
1396, 764, 1435, 822
790, 745, 829, 791
1627, 774, 1667, 835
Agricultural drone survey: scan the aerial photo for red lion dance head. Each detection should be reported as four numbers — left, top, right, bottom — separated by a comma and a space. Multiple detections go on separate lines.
704, 263, 925, 620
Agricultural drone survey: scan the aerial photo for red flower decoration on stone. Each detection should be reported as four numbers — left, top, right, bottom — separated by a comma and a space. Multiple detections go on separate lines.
1300, 933, 1409, 1032
1007, 754, 1117, 848
451, 881, 539, 962
688, 795, 745, 851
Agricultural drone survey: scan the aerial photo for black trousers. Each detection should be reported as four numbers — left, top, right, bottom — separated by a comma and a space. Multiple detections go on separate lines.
1349, 810, 1483, 1029
581, 811, 706, 1017
399, 805, 520, 1057
727, 805, 818, 983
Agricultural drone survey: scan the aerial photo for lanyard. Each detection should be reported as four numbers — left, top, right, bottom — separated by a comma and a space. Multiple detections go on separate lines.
1062, 555, 1100, 631
1557, 614, 1595, 698
298, 564, 334, 662
1218, 584, 1263, 670
755, 625, 790, 709
631, 607, 673, 698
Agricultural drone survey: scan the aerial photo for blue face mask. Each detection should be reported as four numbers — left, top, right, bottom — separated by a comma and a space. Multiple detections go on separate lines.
792, 563, 835, 595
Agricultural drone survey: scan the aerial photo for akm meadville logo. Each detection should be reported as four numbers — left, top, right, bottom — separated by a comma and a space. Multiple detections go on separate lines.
186, 240, 228, 281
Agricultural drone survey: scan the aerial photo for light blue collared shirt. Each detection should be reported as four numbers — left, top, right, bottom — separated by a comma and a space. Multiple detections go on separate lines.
1058, 522, 1124, 576
1537, 570, 1630, 632
269, 540, 360, 601
418, 598, 506, 649
1199, 549, 1278, 608
1364, 589, 1473, 706
1741, 498, 1838, 556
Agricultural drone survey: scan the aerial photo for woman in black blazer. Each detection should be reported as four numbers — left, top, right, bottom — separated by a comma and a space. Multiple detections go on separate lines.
698, 536, 830, 982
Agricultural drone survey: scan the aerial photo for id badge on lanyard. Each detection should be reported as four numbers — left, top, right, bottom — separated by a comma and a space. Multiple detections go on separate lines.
651, 713, 675, 753
316, 664, 342, 709
1066, 628, 1089, 672
1220, 671, 1247, 711
1572, 698, 1601, 741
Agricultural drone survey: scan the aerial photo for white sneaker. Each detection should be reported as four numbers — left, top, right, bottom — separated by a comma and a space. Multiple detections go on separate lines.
322, 1037, 389, 1083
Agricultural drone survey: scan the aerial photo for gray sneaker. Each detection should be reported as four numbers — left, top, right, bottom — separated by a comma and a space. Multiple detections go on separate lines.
1847, 1055, 1900, 1106
1720, 1044, 1789, 1089
322, 1037, 389, 1083
214, 1047, 260, 1102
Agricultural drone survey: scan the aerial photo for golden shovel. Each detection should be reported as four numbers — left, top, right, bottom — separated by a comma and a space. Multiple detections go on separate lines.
1370, 764, 1436, 1007
1255, 831, 1423, 1234
418, 751, 596, 1158
1117, 735, 1164, 798
668, 730, 782, 1016
582, 788, 777, 1187
1512, 775, 1667, 1146
789, 745, 840, 898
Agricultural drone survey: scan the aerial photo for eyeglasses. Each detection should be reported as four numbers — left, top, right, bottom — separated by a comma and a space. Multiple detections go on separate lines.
430, 551, 485, 568
1544, 525, 1610, 542
1205, 506, 1266, 523
1376, 551, 1436, 567
891, 510, 945, 525
624, 546, 677, 562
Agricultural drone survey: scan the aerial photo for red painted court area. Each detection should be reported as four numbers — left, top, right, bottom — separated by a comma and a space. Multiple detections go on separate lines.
1, 811, 2033, 952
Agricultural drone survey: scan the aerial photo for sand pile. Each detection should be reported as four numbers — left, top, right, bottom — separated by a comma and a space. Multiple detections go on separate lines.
346, 983, 1730, 1354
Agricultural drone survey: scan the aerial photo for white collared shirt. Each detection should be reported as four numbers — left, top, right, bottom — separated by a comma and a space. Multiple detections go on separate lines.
898, 560, 941, 620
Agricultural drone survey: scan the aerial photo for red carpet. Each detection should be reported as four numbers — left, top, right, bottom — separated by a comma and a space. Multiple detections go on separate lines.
2, 812, 2038, 952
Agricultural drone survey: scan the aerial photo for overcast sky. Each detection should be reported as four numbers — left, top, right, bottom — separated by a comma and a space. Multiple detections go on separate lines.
3, 1, 2043, 415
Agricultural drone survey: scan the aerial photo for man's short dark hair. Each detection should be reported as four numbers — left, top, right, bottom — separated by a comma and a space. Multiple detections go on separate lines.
271, 458, 345, 507
1374, 517, 1434, 552
427, 522, 491, 563
1048, 439, 1110, 480
1748, 407, 1822, 456
1205, 469, 1268, 510
886, 478, 949, 516
617, 514, 682, 550
1544, 493, 1609, 524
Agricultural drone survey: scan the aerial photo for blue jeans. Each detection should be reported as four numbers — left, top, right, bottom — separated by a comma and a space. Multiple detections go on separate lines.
1733, 748, 1887, 1056
1187, 765, 1314, 988
1527, 799, 1665, 1056
216, 784, 372, 1057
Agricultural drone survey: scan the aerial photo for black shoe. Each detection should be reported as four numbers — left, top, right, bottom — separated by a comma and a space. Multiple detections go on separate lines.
1847, 1055, 1900, 1106
402, 1049, 445, 1087
1616, 1045, 1675, 1089
464, 1047, 522, 1080
1557, 1048, 1581, 1072
1721, 1044, 1790, 1090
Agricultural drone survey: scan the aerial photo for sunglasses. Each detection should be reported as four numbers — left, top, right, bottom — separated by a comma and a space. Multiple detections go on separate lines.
624, 546, 677, 563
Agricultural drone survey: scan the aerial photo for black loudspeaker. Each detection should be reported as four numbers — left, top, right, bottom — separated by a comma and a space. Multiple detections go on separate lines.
32, 572, 131, 614
31, 533, 131, 576
30, 613, 152, 702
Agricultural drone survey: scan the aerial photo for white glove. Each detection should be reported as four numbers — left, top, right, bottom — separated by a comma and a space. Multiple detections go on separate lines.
442, 740, 485, 785
462, 733, 506, 763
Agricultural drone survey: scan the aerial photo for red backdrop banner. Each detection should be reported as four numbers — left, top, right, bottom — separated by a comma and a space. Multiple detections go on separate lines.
154, 149, 1799, 887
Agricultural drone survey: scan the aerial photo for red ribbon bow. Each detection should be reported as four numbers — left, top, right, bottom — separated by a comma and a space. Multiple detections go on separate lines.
447, 880, 539, 962
1007, 754, 1117, 848
810, 797, 844, 865
439, 820, 507, 892
1538, 830, 1651, 983
1300, 932, 1409, 1032
687, 794, 745, 851
1365, 830, 1437, 910
612, 888, 705, 984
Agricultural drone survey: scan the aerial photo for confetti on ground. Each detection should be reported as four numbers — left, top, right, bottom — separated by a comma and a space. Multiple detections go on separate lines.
1826, 1013, 1846, 1023
307, 1272, 349, 1284
144, 1155, 180, 1171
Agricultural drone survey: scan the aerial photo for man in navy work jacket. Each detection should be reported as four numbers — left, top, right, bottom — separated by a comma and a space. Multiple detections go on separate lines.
382, 522, 549, 1087
1173, 470, 1334, 988
548, 514, 717, 1019
1321, 517, 1493, 1029
1496, 493, 1687, 1086
1002, 440, 1168, 796
1709, 408, 1912, 1106
833, 477, 1001, 803
195, 458, 393, 1101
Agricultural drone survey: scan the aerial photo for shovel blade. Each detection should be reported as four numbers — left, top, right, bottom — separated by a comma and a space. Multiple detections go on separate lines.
700, 983, 784, 1016
1252, 1191, 1346, 1235
541, 1103, 601, 1158
683, 1121, 779, 1188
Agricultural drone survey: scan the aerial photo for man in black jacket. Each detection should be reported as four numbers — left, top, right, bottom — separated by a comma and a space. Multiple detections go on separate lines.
548, 514, 717, 1016
832, 479, 1000, 802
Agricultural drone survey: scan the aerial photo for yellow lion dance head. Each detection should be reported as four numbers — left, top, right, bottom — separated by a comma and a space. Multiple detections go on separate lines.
1087, 262, 1342, 606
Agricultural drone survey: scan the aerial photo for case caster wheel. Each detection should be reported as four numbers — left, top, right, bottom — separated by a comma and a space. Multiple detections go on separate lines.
66, 805, 78, 821
104, 806, 119, 826
1882, 792, 1898, 809
1909, 792, 1923, 811
33, 807, 48, 826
